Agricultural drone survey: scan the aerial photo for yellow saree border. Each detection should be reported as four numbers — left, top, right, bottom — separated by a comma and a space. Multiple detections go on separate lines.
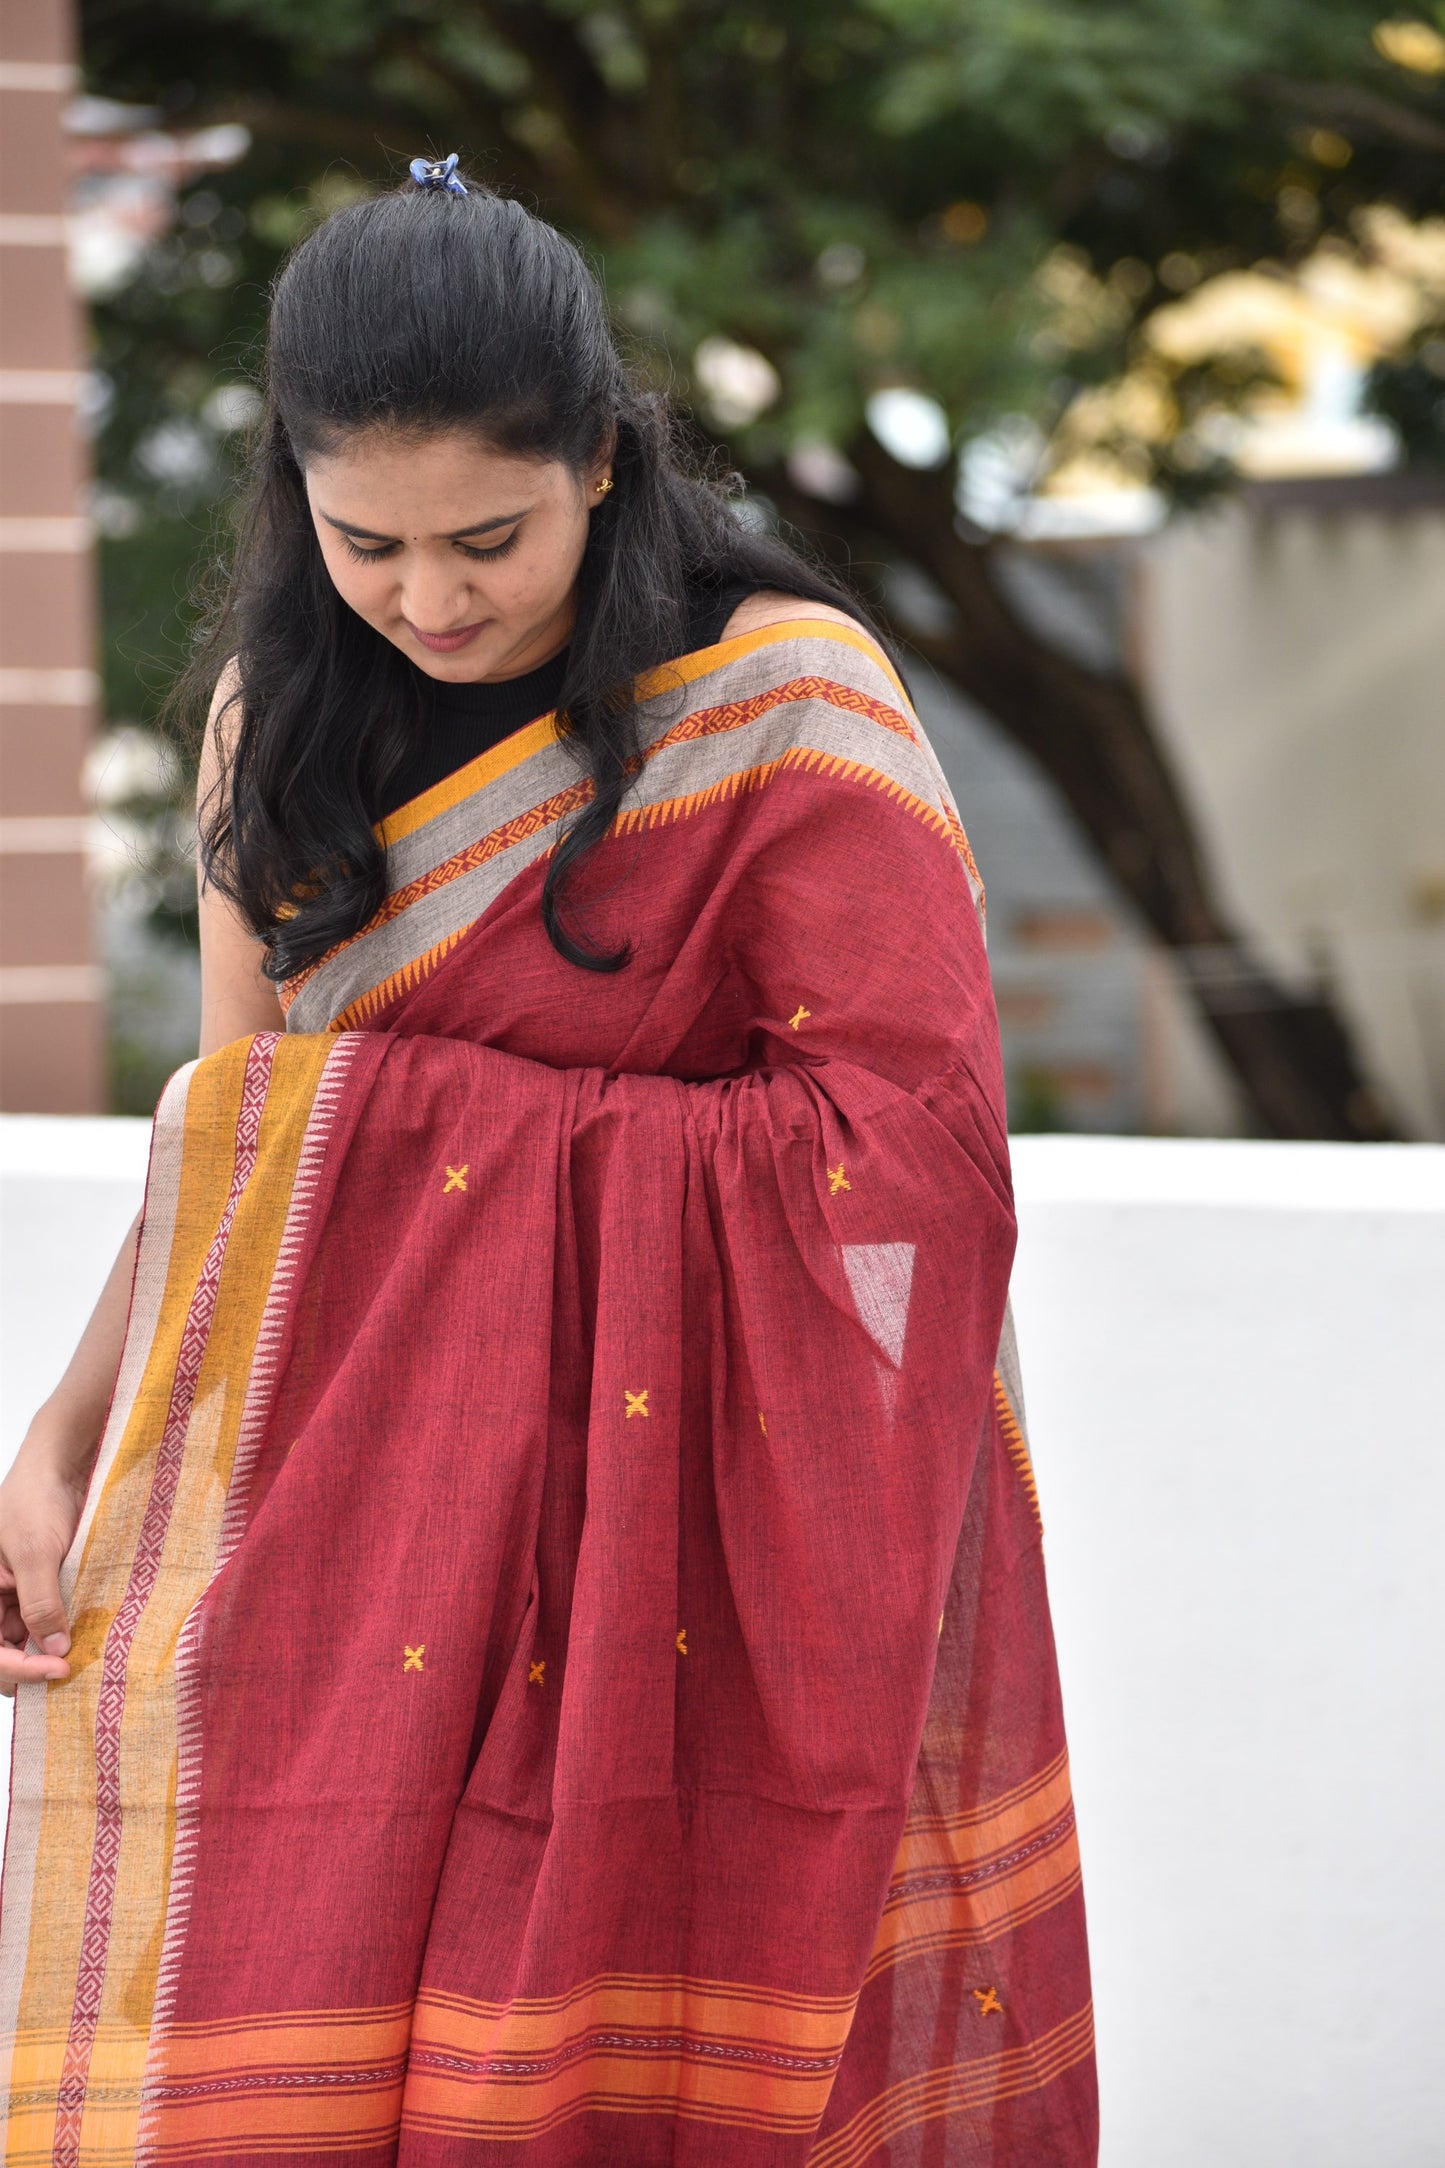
404, 1969, 858, 2144
807, 2005, 1097, 2168
994, 1371, 1042, 1526
0, 1033, 356, 2168
373, 616, 905, 849
124, 1972, 1092, 2158
377, 711, 561, 850
867, 1751, 1081, 1986
126, 1974, 858, 2157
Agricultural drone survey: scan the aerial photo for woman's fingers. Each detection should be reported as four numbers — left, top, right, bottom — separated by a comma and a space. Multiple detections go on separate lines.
0, 1557, 71, 1689
0, 1642, 71, 1694
0, 1437, 89, 1697
6, 1544, 71, 1677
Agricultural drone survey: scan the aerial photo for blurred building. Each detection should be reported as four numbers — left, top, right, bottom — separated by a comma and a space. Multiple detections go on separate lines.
943, 232, 1445, 1140
931, 492, 1445, 1144
0, 0, 103, 1112
1144, 476, 1445, 1141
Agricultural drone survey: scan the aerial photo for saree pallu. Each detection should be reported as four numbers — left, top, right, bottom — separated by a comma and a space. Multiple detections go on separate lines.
0, 619, 1096, 2165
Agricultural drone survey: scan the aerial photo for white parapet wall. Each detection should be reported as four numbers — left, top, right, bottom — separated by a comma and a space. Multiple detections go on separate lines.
0, 1116, 1441, 2166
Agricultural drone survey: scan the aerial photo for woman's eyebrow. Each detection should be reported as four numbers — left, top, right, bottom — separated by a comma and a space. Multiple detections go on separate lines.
318, 507, 531, 542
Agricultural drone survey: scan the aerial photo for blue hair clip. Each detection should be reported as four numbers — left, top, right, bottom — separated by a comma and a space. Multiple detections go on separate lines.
409, 153, 467, 197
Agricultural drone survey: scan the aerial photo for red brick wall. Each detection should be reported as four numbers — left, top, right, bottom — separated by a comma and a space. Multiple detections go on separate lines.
0, 0, 104, 1110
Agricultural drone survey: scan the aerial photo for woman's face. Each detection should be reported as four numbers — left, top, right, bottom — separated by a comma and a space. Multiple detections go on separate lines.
303, 426, 612, 682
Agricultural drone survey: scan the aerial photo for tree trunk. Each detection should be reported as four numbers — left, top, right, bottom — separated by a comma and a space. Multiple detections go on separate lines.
764, 439, 1395, 1141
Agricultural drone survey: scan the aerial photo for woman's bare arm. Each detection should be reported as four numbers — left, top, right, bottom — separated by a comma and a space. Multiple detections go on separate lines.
0, 667, 280, 1691
197, 660, 285, 1057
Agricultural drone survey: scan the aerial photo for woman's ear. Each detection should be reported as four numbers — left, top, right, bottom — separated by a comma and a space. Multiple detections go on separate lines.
585, 431, 618, 500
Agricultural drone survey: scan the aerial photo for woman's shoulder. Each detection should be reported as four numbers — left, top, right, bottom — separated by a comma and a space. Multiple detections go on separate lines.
198, 657, 244, 797
719, 590, 872, 645
712, 591, 903, 707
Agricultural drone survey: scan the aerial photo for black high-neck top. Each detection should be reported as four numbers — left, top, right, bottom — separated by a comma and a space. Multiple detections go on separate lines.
375, 579, 760, 823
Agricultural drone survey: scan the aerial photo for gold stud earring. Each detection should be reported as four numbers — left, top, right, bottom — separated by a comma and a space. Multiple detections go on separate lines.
595, 477, 614, 495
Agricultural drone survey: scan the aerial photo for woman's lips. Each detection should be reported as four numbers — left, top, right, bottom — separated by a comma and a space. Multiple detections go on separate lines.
407, 619, 486, 654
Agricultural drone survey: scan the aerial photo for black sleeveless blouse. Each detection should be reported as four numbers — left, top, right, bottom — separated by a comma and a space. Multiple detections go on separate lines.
375, 580, 760, 823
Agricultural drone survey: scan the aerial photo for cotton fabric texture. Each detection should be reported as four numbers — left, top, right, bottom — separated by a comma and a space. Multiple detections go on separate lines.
0, 619, 1096, 2165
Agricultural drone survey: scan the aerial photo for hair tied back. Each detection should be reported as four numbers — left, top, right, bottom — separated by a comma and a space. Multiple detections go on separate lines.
408, 153, 467, 197
191, 166, 883, 986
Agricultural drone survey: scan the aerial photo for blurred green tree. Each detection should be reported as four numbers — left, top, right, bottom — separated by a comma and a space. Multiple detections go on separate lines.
78, 0, 1445, 1135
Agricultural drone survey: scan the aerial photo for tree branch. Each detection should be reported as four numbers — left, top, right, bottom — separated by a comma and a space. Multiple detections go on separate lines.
470, 1, 639, 233
1248, 71, 1445, 155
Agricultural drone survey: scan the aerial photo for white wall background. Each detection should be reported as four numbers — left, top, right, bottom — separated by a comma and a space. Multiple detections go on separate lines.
1144, 503, 1445, 1139
1008, 1137, 1443, 2168
1, 1117, 1441, 2166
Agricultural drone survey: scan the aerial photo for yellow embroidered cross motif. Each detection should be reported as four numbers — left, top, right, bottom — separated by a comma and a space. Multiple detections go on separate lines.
828, 1164, 851, 1195
403, 1646, 425, 1672
676, 1629, 688, 1656
624, 1388, 650, 1420
528, 1659, 546, 1687
973, 1986, 1003, 2017
443, 1165, 468, 1193
788, 1004, 811, 1031
758, 1411, 767, 1434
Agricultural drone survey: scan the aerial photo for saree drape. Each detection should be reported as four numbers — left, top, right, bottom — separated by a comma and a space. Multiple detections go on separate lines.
0, 619, 1096, 2166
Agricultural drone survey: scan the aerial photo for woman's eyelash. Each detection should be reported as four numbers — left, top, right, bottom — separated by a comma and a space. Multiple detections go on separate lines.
339, 533, 521, 564
458, 532, 520, 562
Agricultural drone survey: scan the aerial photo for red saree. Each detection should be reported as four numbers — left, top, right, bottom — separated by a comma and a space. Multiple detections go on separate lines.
0, 618, 1095, 2164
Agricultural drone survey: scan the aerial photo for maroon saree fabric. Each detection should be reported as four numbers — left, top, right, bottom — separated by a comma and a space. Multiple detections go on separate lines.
1, 619, 1096, 2163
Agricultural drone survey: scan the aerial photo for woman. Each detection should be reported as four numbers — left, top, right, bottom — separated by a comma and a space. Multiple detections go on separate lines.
0, 165, 1095, 2165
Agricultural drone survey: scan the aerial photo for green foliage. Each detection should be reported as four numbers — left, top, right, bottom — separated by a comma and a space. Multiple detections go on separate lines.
870, 0, 1262, 141
1367, 337, 1445, 466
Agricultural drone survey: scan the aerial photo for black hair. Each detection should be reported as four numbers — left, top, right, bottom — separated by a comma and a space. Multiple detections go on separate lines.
186, 172, 886, 978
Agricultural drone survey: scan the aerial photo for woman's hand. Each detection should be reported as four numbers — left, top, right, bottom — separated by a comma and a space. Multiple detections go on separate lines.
0, 1209, 143, 1695
0, 1408, 96, 1694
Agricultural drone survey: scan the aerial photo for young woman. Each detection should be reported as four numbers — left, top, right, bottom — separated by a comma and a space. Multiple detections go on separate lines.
0, 165, 1095, 2165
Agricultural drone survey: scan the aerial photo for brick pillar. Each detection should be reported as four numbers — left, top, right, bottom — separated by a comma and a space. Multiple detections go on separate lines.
0, 0, 104, 1112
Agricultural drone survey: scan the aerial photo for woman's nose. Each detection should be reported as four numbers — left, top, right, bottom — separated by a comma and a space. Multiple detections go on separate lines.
399, 558, 476, 630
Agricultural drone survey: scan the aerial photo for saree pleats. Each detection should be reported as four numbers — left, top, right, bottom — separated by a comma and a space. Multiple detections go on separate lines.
1, 621, 1096, 2164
